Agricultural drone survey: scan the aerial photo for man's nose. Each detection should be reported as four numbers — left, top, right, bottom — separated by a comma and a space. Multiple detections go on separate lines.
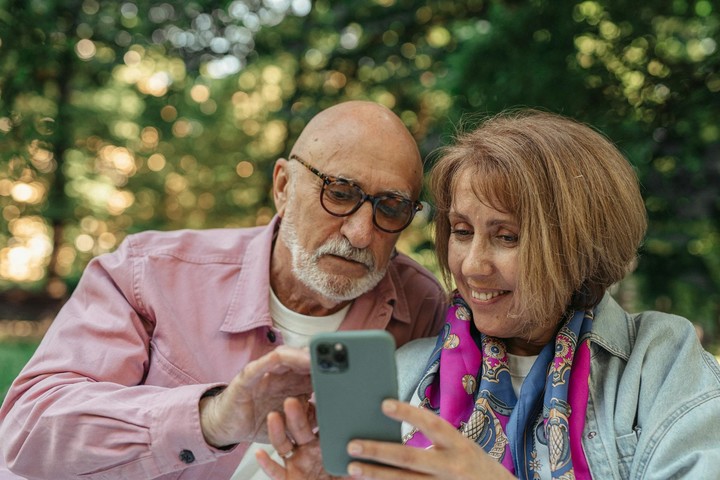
339, 201, 375, 249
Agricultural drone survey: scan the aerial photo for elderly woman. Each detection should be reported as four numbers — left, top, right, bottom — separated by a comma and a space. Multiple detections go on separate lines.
258, 110, 720, 480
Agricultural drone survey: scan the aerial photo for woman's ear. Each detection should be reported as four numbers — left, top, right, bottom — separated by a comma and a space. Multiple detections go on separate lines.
272, 158, 290, 217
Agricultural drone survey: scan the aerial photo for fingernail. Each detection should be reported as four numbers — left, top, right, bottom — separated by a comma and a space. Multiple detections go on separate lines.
347, 463, 362, 476
347, 441, 362, 455
382, 399, 397, 413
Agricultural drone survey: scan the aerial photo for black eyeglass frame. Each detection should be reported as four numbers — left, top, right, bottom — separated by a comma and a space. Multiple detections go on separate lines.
289, 154, 423, 233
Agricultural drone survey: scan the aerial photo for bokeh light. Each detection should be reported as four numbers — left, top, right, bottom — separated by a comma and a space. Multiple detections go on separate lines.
0, 217, 53, 282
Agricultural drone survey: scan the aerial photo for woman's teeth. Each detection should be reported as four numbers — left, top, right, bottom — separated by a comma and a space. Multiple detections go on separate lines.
471, 290, 506, 301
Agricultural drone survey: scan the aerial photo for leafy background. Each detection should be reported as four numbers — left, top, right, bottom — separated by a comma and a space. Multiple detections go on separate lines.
1, 0, 718, 398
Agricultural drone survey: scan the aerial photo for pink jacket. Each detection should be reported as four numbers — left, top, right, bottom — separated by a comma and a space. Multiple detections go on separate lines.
0, 216, 446, 479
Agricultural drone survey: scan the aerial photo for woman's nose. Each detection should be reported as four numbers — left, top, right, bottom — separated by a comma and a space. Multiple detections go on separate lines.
462, 240, 494, 278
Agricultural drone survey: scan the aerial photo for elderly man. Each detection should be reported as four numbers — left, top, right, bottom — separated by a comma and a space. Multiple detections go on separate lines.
0, 101, 447, 479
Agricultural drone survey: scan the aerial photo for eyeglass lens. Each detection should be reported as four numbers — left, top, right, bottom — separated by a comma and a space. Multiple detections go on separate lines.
321, 181, 414, 232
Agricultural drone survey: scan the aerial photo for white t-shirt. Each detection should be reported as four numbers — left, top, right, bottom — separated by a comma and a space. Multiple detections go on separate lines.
231, 289, 349, 480
268, 288, 348, 348
506, 352, 537, 397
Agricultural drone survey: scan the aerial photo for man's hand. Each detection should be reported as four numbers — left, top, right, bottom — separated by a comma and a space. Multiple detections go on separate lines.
199, 346, 312, 447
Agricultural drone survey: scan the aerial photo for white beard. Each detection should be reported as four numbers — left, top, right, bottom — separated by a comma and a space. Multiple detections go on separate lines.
279, 214, 387, 304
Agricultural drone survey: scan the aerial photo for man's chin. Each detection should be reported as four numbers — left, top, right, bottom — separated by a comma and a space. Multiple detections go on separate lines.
308, 273, 384, 304
318, 277, 368, 300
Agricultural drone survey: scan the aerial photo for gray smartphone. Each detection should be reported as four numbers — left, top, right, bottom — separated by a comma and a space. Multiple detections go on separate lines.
310, 330, 401, 476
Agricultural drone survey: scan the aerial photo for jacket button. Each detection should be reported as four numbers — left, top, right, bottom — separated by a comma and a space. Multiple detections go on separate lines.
586, 431, 597, 439
179, 449, 196, 464
267, 329, 276, 343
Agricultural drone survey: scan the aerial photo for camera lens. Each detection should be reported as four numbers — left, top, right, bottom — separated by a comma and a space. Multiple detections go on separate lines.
333, 350, 346, 363
317, 344, 330, 355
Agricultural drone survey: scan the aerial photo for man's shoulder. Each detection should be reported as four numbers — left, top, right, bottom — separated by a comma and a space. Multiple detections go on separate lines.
389, 252, 442, 288
118, 224, 268, 262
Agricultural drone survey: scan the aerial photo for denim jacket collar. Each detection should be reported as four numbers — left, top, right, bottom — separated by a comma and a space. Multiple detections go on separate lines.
587, 293, 634, 362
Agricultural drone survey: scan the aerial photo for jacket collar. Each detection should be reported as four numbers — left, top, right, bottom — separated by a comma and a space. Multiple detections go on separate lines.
588, 292, 634, 361
341, 257, 410, 330
220, 216, 278, 333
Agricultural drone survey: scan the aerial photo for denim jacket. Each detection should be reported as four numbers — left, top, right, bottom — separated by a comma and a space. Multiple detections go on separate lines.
396, 293, 720, 479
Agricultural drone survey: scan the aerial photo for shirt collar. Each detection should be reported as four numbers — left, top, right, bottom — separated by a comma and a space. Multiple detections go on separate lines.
220, 216, 278, 333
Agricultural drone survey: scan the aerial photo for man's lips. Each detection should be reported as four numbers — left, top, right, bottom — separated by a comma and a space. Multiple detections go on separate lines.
325, 254, 370, 270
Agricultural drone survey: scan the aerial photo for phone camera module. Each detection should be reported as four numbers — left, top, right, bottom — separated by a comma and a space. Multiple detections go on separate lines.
316, 342, 349, 373
335, 350, 348, 363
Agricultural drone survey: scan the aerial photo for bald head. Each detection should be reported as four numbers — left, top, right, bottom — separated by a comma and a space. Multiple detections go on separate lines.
290, 101, 423, 196
271, 101, 426, 311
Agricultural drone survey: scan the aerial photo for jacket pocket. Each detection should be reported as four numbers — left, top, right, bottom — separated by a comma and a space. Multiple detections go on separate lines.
616, 430, 639, 478
144, 341, 201, 387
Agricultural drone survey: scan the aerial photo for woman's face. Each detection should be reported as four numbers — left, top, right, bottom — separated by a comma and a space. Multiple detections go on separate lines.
447, 175, 552, 355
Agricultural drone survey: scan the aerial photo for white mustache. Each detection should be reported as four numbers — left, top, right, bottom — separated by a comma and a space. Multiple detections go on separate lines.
315, 237, 375, 270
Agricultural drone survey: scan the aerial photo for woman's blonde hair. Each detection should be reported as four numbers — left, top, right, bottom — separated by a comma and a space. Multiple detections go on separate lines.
430, 109, 647, 325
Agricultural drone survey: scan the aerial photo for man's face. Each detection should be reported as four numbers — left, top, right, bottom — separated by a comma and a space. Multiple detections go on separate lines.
276, 154, 417, 304
271, 101, 423, 309
280, 193, 387, 302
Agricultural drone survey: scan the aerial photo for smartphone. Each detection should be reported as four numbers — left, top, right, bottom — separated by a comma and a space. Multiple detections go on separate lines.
310, 330, 401, 476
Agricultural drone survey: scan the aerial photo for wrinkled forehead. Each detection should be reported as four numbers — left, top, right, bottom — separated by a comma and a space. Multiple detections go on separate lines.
295, 148, 423, 199
293, 105, 423, 195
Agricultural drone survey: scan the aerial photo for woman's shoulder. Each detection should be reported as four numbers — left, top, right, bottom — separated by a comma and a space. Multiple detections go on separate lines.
592, 294, 709, 359
395, 337, 437, 402
592, 293, 720, 388
397, 337, 436, 364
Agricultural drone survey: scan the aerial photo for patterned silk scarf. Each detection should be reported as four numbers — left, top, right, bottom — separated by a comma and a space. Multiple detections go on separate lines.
404, 293, 593, 480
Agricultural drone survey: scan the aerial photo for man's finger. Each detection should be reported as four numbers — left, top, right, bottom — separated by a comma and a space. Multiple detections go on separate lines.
237, 348, 311, 387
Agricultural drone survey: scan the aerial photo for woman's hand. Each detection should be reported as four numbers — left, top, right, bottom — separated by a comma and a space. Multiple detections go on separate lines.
344, 399, 516, 480
256, 396, 344, 480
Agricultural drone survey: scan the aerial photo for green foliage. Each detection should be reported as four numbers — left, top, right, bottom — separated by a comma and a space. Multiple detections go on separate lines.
0, 0, 718, 349
0, 340, 39, 403
440, 0, 720, 344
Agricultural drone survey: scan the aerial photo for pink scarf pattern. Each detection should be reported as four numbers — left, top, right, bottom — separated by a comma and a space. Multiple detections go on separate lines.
404, 293, 593, 480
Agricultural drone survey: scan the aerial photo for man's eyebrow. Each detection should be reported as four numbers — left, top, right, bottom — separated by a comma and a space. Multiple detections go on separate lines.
385, 188, 413, 200
332, 173, 413, 200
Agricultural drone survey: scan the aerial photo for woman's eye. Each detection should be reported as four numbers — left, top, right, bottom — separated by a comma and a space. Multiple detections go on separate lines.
498, 234, 518, 243
450, 228, 472, 237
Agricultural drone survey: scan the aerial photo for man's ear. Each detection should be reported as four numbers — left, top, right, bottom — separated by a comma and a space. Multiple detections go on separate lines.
272, 158, 290, 217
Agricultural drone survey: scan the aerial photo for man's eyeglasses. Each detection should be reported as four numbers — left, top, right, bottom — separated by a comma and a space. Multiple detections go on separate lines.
289, 154, 422, 233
